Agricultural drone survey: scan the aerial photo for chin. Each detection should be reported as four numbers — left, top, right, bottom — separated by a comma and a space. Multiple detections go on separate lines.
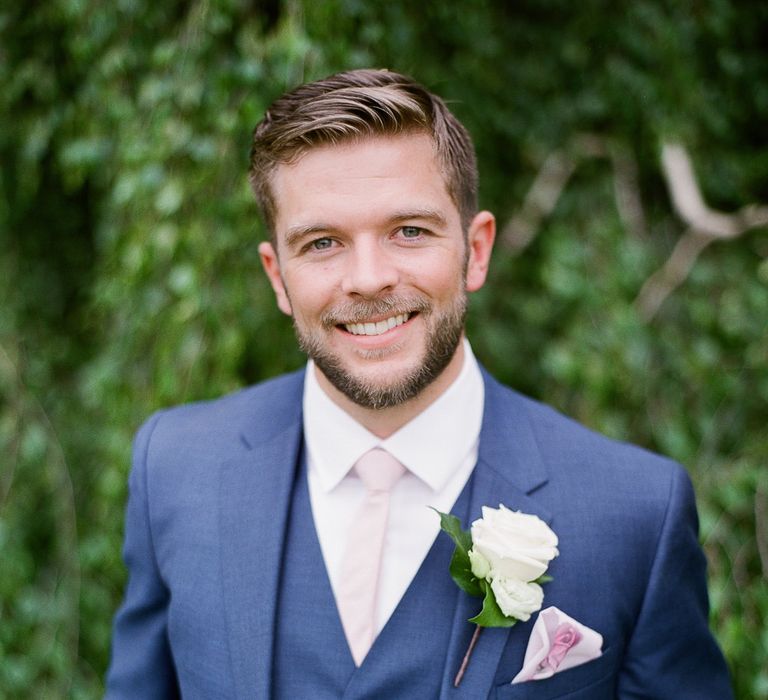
320, 353, 450, 410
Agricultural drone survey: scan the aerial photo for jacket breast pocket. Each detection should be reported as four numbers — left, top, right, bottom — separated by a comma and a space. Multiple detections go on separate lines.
494, 644, 619, 699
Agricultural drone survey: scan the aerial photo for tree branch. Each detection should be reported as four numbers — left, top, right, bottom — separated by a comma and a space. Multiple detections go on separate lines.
500, 134, 647, 253
756, 480, 768, 581
500, 137, 768, 321
635, 142, 768, 320
500, 150, 575, 252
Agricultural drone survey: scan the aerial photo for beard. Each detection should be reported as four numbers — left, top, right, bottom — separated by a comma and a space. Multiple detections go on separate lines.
293, 292, 467, 410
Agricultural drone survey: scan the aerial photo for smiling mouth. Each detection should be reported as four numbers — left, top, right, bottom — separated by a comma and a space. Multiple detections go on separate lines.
343, 313, 412, 336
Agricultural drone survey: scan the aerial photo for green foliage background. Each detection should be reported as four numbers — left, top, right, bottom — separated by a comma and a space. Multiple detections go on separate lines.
1, 1, 766, 697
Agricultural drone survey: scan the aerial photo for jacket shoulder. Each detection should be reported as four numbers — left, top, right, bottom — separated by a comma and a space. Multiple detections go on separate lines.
135, 368, 305, 459
483, 371, 688, 496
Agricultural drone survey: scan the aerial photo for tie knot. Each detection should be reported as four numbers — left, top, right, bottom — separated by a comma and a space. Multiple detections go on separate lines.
354, 448, 405, 493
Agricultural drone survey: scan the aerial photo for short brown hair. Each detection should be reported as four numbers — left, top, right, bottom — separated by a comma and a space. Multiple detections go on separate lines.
248, 68, 478, 237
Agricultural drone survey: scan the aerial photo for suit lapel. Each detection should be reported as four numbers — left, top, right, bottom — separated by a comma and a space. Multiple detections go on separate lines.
219, 371, 305, 699
216, 367, 553, 697
440, 370, 552, 698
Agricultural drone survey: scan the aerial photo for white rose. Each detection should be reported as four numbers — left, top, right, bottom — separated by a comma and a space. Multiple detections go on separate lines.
468, 548, 491, 580
470, 504, 559, 582
490, 578, 544, 621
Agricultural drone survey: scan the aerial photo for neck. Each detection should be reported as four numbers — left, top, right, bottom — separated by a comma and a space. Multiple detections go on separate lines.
314, 341, 466, 438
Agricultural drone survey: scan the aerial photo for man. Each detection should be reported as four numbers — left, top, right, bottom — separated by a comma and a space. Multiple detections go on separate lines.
106, 69, 732, 698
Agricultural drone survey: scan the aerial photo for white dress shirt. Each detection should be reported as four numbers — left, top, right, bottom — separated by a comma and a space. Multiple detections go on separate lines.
303, 339, 485, 635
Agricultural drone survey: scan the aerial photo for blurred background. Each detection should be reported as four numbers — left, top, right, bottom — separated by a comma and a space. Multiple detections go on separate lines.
1, 0, 766, 697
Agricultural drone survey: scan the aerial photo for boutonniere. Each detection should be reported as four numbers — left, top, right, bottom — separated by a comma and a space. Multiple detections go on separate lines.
434, 504, 559, 686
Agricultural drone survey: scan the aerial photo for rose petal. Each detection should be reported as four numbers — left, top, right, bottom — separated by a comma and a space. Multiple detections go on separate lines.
470, 506, 559, 584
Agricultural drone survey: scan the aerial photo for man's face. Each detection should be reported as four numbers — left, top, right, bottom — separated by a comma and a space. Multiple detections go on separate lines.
259, 133, 494, 410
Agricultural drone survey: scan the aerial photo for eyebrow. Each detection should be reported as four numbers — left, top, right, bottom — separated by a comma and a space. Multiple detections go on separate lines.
282, 208, 450, 249
387, 208, 449, 229
283, 223, 337, 249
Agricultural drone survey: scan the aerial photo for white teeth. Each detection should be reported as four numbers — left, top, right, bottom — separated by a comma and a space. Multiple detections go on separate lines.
345, 313, 409, 336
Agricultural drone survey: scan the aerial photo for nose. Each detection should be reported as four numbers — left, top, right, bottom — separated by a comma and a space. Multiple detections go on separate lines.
340, 238, 399, 297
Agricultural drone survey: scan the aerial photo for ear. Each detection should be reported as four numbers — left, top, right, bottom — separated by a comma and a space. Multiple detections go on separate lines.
465, 210, 495, 292
258, 241, 293, 316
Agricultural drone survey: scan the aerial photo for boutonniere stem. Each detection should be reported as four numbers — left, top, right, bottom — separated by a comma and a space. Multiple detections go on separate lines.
434, 504, 559, 687
454, 625, 482, 687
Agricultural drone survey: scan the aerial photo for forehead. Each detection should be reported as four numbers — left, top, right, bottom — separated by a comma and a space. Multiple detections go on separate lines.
270, 134, 459, 236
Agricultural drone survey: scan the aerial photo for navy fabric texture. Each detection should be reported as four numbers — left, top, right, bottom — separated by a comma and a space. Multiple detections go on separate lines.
105, 368, 733, 699
272, 445, 473, 699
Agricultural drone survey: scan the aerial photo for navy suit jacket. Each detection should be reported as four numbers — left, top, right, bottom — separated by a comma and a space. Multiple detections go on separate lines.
106, 368, 732, 698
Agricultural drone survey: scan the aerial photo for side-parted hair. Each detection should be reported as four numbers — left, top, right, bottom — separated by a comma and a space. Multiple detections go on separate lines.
248, 68, 478, 238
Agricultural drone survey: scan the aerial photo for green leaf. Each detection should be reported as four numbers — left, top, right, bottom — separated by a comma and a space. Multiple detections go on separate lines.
432, 509, 472, 552
449, 548, 483, 597
432, 508, 482, 597
468, 581, 518, 628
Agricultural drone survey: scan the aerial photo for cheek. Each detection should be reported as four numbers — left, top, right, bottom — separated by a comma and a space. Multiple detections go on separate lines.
427, 264, 467, 303
401, 250, 465, 295
283, 268, 336, 318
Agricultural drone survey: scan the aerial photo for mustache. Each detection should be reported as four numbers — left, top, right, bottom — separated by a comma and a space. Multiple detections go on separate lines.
321, 295, 431, 327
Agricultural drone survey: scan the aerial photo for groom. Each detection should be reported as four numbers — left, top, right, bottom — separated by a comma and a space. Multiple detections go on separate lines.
106, 69, 732, 698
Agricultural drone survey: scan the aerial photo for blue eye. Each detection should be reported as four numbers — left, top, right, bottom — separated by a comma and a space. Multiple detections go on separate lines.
400, 226, 423, 238
311, 238, 334, 250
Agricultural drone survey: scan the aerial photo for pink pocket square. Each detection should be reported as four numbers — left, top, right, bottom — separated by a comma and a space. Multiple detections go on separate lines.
511, 606, 603, 684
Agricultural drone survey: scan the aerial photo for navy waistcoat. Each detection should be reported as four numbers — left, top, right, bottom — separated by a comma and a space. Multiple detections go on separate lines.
272, 448, 473, 699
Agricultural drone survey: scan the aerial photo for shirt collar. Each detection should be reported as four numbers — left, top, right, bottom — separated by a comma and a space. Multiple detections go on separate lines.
303, 339, 484, 493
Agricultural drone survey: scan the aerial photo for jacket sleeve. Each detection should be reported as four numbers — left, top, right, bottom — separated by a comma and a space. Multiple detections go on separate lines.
104, 412, 180, 699
617, 464, 733, 698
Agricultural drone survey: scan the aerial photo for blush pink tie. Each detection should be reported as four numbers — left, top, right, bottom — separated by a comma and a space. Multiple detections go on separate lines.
337, 448, 405, 666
